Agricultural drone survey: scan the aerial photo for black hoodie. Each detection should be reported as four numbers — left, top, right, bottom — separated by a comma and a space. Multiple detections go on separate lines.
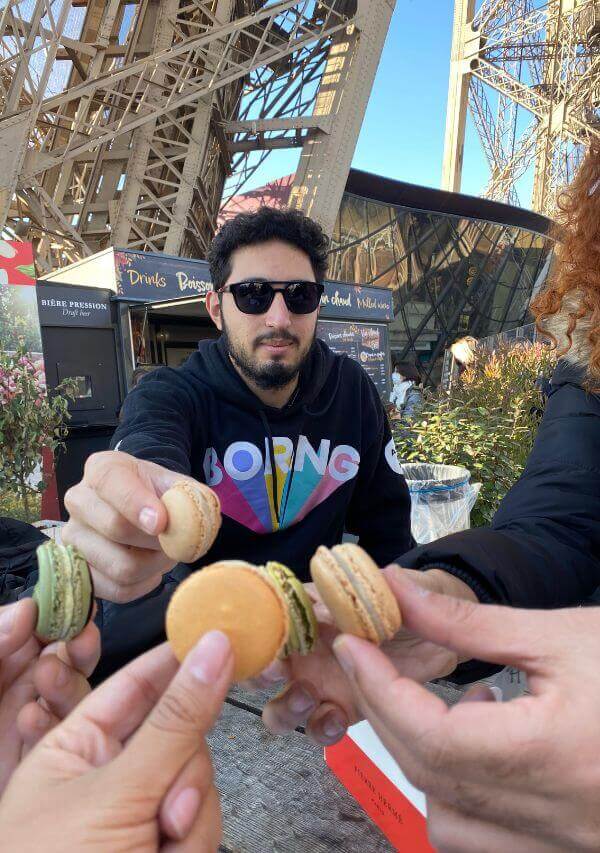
94, 337, 413, 679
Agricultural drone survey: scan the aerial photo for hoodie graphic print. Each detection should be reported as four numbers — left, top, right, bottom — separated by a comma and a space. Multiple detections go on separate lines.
111, 336, 413, 579
203, 434, 361, 533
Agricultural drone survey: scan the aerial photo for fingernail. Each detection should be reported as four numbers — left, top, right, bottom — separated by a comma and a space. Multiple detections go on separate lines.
0, 604, 17, 636
168, 787, 201, 840
333, 637, 355, 678
261, 660, 287, 684
287, 685, 316, 715
139, 507, 158, 534
322, 715, 346, 741
189, 630, 231, 685
490, 685, 503, 702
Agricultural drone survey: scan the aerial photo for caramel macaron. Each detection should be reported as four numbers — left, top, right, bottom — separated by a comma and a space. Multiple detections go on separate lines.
166, 560, 289, 681
159, 480, 221, 563
310, 544, 401, 644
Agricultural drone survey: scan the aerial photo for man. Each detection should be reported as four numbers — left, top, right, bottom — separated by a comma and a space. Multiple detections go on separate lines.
62, 207, 425, 678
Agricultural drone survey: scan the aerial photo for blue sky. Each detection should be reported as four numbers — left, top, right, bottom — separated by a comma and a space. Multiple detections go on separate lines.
234, 2, 491, 199
353, 0, 488, 194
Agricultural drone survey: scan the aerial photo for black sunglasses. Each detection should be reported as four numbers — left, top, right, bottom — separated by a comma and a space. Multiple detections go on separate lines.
219, 280, 324, 315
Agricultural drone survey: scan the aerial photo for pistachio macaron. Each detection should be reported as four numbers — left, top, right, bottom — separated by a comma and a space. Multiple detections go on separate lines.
166, 560, 289, 681
159, 480, 221, 563
310, 544, 401, 644
262, 561, 318, 656
34, 541, 94, 642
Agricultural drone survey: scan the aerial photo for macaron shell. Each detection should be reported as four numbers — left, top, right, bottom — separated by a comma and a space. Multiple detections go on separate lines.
68, 547, 94, 640
264, 562, 318, 656
33, 543, 60, 639
310, 548, 374, 640
310, 545, 401, 644
337, 544, 401, 639
285, 572, 319, 654
60, 545, 76, 639
159, 481, 221, 563
166, 561, 289, 681
34, 542, 94, 642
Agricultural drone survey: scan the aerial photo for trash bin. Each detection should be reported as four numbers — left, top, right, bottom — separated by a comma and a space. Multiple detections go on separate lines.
400, 463, 481, 544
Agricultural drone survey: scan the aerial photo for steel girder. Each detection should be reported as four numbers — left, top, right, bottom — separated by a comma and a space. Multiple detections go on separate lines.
442, 0, 600, 216
1, 0, 394, 270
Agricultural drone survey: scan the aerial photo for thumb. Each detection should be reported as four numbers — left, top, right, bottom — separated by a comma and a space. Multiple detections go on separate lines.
108, 631, 233, 798
385, 568, 560, 672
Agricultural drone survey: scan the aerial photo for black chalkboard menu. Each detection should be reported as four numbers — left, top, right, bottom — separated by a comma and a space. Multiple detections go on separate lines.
317, 319, 391, 399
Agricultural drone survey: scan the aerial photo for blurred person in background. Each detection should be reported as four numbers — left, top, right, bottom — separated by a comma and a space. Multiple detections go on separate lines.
389, 361, 423, 421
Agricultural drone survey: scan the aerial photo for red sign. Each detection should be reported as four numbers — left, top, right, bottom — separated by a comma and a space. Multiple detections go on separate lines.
0, 240, 36, 286
325, 725, 433, 851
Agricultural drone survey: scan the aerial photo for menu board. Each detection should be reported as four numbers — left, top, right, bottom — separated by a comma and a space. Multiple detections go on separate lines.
317, 319, 391, 399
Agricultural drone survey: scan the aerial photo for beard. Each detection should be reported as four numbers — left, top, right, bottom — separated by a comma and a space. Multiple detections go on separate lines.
222, 321, 316, 390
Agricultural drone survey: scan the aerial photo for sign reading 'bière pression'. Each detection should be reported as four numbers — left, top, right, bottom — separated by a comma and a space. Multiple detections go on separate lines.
37, 283, 113, 327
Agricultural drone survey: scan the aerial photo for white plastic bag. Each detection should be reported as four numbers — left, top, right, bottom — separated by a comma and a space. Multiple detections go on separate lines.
400, 463, 481, 544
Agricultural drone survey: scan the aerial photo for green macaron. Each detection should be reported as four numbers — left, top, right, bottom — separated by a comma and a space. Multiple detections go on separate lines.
263, 561, 318, 657
34, 541, 94, 642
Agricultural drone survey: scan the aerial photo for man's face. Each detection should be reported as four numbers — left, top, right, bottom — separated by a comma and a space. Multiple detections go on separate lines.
206, 240, 320, 390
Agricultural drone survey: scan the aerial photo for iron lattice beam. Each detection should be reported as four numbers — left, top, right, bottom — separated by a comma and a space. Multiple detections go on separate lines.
1, 0, 395, 270
442, 0, 600, 217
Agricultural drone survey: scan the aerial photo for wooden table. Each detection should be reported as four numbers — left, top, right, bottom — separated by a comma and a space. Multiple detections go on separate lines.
208, 682, 462, 852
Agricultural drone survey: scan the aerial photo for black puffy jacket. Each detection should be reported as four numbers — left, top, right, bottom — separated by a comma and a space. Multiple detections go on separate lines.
400, 358, 600, 681
0, 518, 47, 604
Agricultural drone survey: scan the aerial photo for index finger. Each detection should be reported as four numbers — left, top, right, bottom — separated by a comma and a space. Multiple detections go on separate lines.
82, 451, 179, 535
50, 642, 179, 746
334, 634, 541, 794
384, 568, 563, 672
108, 631, 233, 798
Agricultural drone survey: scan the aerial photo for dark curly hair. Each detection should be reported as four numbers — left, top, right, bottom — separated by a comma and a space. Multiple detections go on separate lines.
208, 207, 330, 289
531, 142, 600, 387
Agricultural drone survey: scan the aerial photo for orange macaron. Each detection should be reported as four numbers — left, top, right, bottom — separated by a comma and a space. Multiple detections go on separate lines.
310, 544, 401, 644
166, 560, 289, 681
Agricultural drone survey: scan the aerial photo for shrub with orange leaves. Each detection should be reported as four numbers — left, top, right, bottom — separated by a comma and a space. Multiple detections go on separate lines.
393, 341, 556, 526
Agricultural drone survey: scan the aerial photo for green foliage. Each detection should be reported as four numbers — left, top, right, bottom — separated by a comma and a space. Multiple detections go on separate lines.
0, 340, 75, 522
0, 488, 41, 522
0, 283, 42, 353
393, 342, 556, 527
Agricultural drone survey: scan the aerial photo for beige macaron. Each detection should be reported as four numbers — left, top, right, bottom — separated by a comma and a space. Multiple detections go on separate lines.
166, 560, 289, 681
159, 480, 221, 563
310, 544, 401, 644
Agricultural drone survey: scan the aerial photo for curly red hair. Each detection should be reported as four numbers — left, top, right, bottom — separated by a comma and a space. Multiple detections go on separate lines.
531, 142, 600, 387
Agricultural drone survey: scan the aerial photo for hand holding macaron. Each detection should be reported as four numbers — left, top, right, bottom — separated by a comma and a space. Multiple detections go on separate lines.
63, 451, 221, 603
0, 632, 233, 851
0, 595, 100, 796
261, 561, 477, 746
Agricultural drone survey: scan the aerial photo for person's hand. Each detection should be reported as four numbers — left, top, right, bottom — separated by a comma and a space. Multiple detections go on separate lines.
258, 568, 476, 746
0, 630, 234, 851
0, 598, 100, 795
331, 570, 600, 853
62, 450, 190, 602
